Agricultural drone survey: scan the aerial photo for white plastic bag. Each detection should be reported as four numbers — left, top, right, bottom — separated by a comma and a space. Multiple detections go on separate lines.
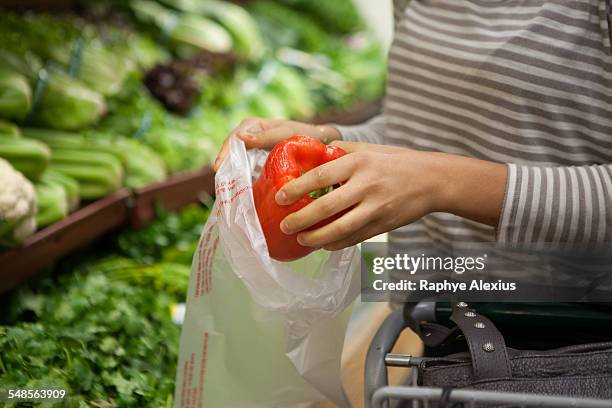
174, 137, 360, 408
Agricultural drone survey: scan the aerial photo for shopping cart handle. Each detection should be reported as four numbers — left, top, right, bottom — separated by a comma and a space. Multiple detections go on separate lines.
364, 308, 407, 408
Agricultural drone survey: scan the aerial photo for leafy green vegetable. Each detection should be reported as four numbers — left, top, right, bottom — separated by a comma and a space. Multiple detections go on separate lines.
273, 47, 354, 111
35, 179, 69, 228
247, 88, 290, 119
196, 0, 265, 61
274, 0, 365, 35
0, 270, 181, 407
0, 137, 51, 182
96, 135, 168, 189
98, 77, 216, 172
0, 119, 21, 138
123, 32, 170, 70
0, 50, 106, 131
129, 0, 233, 57
41, 169, 80, 212
23, 128, 167, 189
158, 0, 265, 60
34, 68, 107, 131
98, 257, 191, 299
0, 12, 136, 97
116, 204, 209, 264
268, 63, 315, 119
0, 67, 31, 121
0, 205, 210, 407
249, 0, 333, 53
47, 146, 124, 200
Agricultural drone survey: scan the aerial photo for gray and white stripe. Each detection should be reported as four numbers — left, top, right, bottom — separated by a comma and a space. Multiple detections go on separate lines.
338, 0, 612, 251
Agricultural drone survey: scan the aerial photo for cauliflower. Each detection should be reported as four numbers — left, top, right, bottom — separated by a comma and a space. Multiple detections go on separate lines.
0, 157, 37, 246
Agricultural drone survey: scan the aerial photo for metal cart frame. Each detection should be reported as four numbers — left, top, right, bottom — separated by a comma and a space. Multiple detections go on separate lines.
364, 304, 612, 408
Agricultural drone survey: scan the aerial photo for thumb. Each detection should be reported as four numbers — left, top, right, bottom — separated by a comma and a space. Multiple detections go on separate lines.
237, 125, 297, 149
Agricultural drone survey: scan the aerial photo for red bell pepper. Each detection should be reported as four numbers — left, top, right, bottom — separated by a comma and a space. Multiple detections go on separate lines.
253, 135, 346, 261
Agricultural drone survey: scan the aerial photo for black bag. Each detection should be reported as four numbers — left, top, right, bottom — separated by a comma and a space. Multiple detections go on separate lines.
409, 303, 612, 402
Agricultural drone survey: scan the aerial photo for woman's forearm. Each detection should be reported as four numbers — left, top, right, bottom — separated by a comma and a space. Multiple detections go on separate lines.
430, 153, 508, 227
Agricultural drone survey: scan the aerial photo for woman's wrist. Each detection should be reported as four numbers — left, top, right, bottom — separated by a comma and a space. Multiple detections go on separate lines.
418, 152, 457, 214
424, 152, 508, 226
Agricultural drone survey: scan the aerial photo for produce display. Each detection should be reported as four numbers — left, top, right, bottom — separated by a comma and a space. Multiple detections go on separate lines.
253, 135, 347, 261
0, 205, 208, 407
0, 0, 385, 246
0, 1, 385, 405
22, 128, 167, 194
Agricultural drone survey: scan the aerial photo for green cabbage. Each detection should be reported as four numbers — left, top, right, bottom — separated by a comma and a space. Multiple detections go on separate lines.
0, 50, 106, 131
268, 64, 315, 119
129, 0, 233, 57
31, 69, 107, 131
0, 67, 31, 121
204, 0, 265, 59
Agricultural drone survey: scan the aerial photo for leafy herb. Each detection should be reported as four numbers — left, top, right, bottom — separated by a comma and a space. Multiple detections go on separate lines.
0, 205, 210, 407
0, 269, 180, 407
116, 204, 208, 264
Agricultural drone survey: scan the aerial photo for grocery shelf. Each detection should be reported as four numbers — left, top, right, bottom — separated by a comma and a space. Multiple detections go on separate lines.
0, 189, 131, 294
0, 169, 215, 295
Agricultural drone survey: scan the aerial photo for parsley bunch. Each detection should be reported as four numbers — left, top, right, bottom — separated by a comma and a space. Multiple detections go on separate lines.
0, 205, 211, 407
1, 269, 179, 407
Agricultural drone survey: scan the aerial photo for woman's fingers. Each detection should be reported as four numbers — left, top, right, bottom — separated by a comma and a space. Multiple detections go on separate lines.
238, 125, 296, 149
235, 117, 285, 138
238, 121, 332, 150
213, 137, 230, 171
296, 204, 377, 248
276, 154, 357, 205
280, 183, 362, 234
235, 117, 285, 135
213, 117, 273, 171
215, 119, 340, 172
321, 221, 384, 251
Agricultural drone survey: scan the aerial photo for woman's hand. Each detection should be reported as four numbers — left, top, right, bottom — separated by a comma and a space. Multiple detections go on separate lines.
213, 118, 341, 171
276, 141, 508, 250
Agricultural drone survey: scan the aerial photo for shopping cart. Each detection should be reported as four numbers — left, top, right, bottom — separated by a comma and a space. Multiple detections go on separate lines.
364, 301, 612, 408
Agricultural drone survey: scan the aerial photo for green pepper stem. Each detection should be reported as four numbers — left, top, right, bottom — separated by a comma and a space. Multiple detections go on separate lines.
309, 185, 334, 199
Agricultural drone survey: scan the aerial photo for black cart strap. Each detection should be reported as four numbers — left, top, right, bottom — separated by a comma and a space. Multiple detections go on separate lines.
450, 303, 512, 380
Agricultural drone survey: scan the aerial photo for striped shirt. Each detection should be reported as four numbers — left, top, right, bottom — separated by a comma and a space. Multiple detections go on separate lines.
338, 0, 612, 255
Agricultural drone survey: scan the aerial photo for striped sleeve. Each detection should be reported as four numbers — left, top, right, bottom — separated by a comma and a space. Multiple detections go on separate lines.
334, 114, 386, 144
497, 163, 612, 246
